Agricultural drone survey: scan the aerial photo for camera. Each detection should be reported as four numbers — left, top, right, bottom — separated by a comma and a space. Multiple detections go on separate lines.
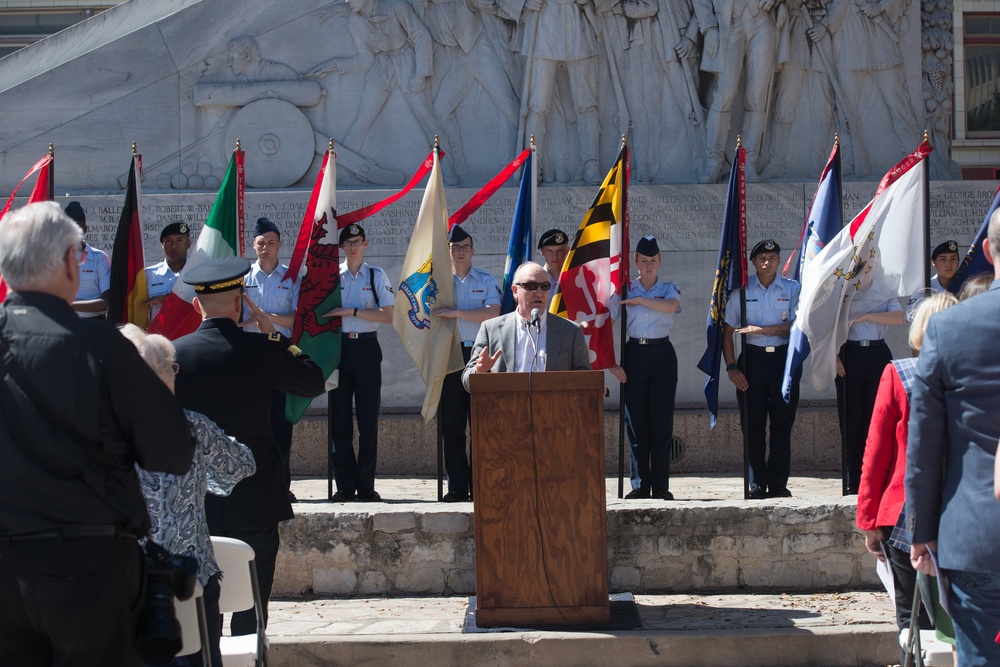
135, 540, 199, 665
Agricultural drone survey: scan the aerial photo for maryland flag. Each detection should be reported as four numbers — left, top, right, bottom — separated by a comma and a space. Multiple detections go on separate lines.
549, 145, 629, 369
107, 153, 147, 327
0, 151, 54, 302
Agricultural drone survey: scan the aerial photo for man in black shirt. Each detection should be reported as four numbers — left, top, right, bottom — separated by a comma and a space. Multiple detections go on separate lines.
0, 201, 195, 666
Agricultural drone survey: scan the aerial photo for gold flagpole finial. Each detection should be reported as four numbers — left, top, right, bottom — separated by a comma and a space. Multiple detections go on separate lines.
530, 134, 535, 149
434, 134, 440, 150
48, 143, 54, 157
924, 129, 930, 142
834, 133, 840, 146
329, 138, 335, 152
621, 134, 627, 148
736, 135, 742, 149
235, 138, 242, 153
131, 140, 138, 157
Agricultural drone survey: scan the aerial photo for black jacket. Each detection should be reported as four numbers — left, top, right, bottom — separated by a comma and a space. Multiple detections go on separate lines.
0, 291, 194, 536
173, 318, 325, 530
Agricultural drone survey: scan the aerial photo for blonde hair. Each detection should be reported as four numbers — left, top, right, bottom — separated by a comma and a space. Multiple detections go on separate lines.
119, 323, 176, 386
908, 292, 958, 353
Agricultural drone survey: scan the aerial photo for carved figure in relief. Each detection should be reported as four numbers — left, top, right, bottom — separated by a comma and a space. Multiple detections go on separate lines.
305, 0, 466, 184
693, 0, 783, 183
227, 35, 301, 82
412, 0, 521, 164
513, 0, 604, 185
765, 0, 834, 178
817, 0, 920, 162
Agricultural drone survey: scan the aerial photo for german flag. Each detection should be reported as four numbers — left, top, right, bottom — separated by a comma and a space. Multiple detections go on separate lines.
108, 153, 147, 327
549, 145, 629, 370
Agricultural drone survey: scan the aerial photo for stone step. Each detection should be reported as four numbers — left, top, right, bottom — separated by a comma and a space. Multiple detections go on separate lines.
275, 475, 877, 598
264, 591, 900, 667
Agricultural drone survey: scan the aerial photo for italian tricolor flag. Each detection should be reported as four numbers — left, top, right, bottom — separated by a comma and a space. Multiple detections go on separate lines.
148, 149, 244, 339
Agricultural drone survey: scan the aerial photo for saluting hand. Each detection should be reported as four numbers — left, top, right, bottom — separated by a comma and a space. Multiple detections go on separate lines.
241, 293, 277, 335
475, 347, 502, 374
432, 307, 459, 319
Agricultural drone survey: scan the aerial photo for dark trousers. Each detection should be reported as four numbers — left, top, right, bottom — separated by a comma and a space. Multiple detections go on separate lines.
330, 337, 382, 494
624, 339, 678, 493
0, 534, 144, 667
736, 345, 799, 492
212, 524, 279, 637
440, 346, 473, 495
880, 530, 932, 634
173, 573, 222, 667
270, 392, 294, 492
835, 342, 892, 491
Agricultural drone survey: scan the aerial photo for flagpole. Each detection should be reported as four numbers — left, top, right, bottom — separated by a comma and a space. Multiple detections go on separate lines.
530, 135, 537, 252
833, 135, 850, 497
736, 137, 751, 501
923, 130, 931, 292
47, 144, 54, 199
618, 134, 628, 500
433, 135, 446, 502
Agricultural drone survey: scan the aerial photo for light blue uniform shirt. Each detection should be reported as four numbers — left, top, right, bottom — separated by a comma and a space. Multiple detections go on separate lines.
244, 261, 300, 337
847, 294, 902, 341
610, 278, 682, 339
76, 243, 111, 317
144, 260, 181, 321
725, 274, 800, 347
454, 266, 501, 344
340, 261, 393, 334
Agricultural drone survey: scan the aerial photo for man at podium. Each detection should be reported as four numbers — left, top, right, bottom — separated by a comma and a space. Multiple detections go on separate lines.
462, 262, 590, 389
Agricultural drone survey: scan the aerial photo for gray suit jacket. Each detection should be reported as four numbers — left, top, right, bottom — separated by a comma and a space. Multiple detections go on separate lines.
461, 312, 591, 390
906, 281, 1000, 572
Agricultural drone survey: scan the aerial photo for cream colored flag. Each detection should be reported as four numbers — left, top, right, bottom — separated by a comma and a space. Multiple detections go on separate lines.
393, 149, 463, 421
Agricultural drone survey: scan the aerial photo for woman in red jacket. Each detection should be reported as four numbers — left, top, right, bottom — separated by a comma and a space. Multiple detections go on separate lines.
856, 292, 957, 636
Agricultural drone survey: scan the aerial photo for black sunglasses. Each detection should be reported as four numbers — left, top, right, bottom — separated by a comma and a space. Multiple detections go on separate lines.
516, 281, 551, 292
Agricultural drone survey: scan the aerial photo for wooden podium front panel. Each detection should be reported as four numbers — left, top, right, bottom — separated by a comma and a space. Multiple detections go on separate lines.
469, 371, 609, 627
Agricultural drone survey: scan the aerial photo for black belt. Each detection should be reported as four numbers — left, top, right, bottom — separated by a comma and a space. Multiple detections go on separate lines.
345, 332, 377, 340
628, 336, 670, 345
747, 344, 788, 353
0, 524, 137, 546
844, 339, 886, 348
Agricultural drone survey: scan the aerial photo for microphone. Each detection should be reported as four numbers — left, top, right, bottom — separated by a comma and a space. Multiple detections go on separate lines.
529, 308, 541, 331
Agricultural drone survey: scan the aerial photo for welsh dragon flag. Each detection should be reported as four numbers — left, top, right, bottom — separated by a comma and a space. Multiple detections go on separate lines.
148, 149, 244, 339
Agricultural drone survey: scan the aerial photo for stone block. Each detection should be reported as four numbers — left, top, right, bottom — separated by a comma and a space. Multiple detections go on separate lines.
394, 566, 445, 594
408, 542, 455, 565
815, 554, 858, 588
372, 512, 416, 534
657, 536, 684, 557
445, 568, 476, 595
783, 532, 837, 555
741, 558, 816, 588
420, 512, 470, 534
356, 571, 390, 596
313, 566, 358, 595
610, 566, 642, 591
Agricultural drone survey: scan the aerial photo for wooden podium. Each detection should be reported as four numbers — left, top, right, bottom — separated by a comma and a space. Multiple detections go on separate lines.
469, 370, 610, 628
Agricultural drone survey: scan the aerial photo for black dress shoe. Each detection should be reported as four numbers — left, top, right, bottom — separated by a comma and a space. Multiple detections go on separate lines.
653, 490, 675, 501
331, 490, 356, 502
748, 486, 768, 500
357, 490, 382, 502
768, 487, 792, 498
288, 491, 298, 503
625, 488, 651, 499
441, 491, 470, 502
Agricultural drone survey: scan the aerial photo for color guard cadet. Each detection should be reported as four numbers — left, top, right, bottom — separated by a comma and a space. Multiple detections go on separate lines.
65, 201, 111, 319
323, 223, 394, 502
723, 239, 800, 499
906, 239, 960, 318
145, 220, 191, 321
836, 291, 903, 494
610, 236, 682, 500
244, 217, 301, 501
431, 225, 501, 502
173, 257, 325, 636
537, 228, 569, 298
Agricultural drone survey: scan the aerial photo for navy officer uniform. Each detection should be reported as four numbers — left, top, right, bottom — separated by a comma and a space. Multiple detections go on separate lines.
611, 236, 681, 501
330, 223, 394, 502
172, 257, 325, 635
723, 240, 801, 498
436, 225, 501, 501
836, 291, 902, 493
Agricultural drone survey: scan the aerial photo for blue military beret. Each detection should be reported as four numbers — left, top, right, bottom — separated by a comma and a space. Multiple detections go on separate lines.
538, 228, 568, 249
635, 235, 659, 257
931, 240, 959, 260
750, 239, 780, 259
160, 220, 190, 242
64, 201, 86, 224
254, 217, 280, 239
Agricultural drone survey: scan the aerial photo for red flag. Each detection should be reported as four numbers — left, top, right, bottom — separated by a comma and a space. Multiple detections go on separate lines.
0, 153, 53, 302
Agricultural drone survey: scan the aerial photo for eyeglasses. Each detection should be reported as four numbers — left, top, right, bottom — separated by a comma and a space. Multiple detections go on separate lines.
342, 239, 365, 248
516, 281, 551, 292
75, 240, 87, 264
449, 244, 473, 253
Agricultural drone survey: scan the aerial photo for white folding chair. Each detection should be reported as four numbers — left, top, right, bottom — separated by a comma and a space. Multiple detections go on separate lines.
210, 536, 268, 667
174, 581, 211, 665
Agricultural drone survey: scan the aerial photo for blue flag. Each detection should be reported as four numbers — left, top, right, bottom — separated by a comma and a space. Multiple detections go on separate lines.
949, 186, 1000, 295
500, 151, 533, 315
782, 142, 843, 401
696, 148, 746, 428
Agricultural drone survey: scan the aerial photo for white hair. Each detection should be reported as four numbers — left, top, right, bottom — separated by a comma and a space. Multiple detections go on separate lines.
0, 201, 81, 290
119, 323, 177, 387
512, 261, 547, 284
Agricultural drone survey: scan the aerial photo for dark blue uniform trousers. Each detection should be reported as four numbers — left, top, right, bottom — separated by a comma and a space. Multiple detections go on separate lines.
440, 345, 474, 495
835, 341, 892, 492
736, 344, 799, 493
330, 337, 382, 494
624, 339, 678, 493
